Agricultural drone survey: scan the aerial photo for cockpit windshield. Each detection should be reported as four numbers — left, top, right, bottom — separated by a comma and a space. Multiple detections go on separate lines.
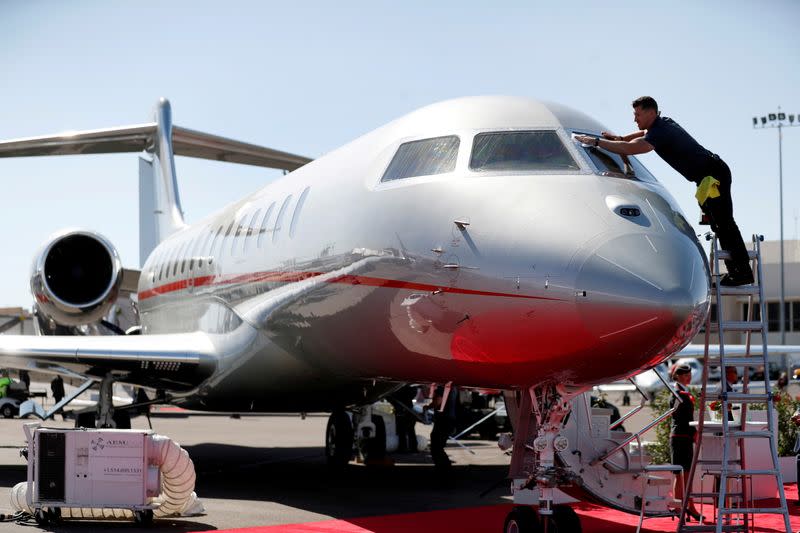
470, 131, 580, 172
573, 132, 658, 183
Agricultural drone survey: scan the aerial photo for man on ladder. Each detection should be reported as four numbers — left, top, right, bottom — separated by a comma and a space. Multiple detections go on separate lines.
575, 96, 753, 287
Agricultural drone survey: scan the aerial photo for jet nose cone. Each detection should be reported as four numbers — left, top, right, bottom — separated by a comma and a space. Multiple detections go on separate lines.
576, 233, 709, 373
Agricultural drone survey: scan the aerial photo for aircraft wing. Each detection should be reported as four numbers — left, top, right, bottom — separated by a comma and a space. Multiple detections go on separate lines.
0, 332, 218, 391
0, 123, 312, 171
678, 344, 800, 357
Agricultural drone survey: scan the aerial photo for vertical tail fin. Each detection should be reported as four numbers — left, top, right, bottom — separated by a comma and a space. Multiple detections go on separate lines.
139, 99, 187, 265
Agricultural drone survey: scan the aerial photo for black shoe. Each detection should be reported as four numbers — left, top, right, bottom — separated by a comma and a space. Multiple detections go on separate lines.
687, 509, 704, 523
719, 271, 754, 287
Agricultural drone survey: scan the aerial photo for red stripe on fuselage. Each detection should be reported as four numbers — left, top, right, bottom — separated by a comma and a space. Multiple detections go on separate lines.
137, 270, 562, 302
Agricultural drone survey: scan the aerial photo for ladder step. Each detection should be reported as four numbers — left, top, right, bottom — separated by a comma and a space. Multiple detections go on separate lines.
729, 430, 773, 438
695, 459, 742, 465
716, 250, 758, 260
723, 469, 779, 476
710, 321, 763, 332
720, 507, 790, 514
678, 525, 747, 532
715, 285, 760, 296
706, 357, 764, 368
688, 492, 744, 499
705, 392, 771, 403
701, 424, 745, 433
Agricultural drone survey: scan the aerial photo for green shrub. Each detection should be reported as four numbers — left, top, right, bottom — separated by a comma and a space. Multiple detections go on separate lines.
749, 390, 798, 457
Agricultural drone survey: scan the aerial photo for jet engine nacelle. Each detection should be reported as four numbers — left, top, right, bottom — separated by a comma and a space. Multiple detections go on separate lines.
30, 230, 123, 327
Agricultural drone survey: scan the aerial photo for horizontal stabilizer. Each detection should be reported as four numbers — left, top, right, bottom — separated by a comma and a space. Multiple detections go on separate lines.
0, 124, 311, 171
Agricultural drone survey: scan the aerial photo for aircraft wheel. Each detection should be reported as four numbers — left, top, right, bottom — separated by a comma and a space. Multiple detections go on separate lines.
325, 410, 353, 467
113, 410, 132, 429
503, 506, 537, 533
1, 404, 15, 419
134, 509, 154, 525
75, 411, 95, 428
361, 414, 386, 463
541, 505, 581, 533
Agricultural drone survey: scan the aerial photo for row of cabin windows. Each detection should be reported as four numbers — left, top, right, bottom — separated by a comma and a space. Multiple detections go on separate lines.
380, 131, 657, 183
150, 195, 294, 283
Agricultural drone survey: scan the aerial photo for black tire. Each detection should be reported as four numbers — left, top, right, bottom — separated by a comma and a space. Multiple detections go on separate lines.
113, 410, 132, 429
503, 506, 538, 533
478, 419, 499, 440
1, 404, 15, 419
361, 414, 387, 462
134, 509, 154, 525
325, 410, 353, 467
75, 411, 96, 428
547, 505, 581, 533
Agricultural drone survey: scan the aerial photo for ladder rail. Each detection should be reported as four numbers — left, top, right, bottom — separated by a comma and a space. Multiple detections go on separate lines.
679, 234, 791, 533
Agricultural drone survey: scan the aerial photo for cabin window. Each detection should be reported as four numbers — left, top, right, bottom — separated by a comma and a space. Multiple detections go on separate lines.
243, 209, 262, 254
220, 219, 236, 259
290, 187, 310, 238
231, 213, 248, 257
197, 228, 216, 268
382, 136, 460, 182
273, 196, 293, 244
175, 240, 189, 277
470, 131, 578, 172
189, 233, 205, 271
257, 203, 275, 248
208, 225, 225, 260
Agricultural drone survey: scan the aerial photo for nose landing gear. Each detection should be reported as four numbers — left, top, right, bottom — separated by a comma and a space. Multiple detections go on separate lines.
503, 384, 583, 533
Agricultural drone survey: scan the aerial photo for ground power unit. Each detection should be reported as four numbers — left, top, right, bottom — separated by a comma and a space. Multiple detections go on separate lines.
13, 423, 200, 525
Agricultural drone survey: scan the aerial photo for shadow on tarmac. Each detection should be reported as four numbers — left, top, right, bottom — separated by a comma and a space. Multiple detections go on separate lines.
0, 442, 510, 532
188, 443, 510, 518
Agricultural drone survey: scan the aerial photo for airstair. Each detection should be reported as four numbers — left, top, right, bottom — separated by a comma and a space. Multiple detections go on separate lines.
540, 374, 684, 523
677, 234, 791, 532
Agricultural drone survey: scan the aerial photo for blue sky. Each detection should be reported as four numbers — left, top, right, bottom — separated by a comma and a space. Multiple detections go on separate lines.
0, 1, 798, 306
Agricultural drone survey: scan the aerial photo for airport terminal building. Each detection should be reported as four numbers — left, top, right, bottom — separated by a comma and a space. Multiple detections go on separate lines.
701, 239, 800, 347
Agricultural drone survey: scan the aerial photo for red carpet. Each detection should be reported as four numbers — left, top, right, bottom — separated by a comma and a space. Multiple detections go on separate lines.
206, 484, 800, 532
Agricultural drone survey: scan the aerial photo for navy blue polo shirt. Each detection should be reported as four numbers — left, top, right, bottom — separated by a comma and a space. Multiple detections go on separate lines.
644, 116, 719, 184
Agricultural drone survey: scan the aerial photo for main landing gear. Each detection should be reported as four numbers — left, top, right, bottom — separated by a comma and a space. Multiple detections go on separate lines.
502, 384, 582, 533
325, 405, 389, 466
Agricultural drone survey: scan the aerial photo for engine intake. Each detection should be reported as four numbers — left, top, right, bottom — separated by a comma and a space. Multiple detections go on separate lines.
31, 230, 122, 327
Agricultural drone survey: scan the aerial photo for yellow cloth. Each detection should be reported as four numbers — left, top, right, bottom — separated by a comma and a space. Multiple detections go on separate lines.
695, 176, 721, 205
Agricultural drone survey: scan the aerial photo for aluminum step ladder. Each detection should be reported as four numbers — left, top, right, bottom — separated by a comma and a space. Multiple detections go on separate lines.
678, 234, 791, 533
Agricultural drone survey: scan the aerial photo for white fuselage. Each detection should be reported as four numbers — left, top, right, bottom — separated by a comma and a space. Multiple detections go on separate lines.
136, 97, 710, 410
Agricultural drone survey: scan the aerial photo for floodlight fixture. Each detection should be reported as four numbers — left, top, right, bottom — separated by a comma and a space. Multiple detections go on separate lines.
761, 116, 767, 124
769, 113, 777, 121
753, 117, 758, 126
778, 112, 786, 121
790, 115, 796, 124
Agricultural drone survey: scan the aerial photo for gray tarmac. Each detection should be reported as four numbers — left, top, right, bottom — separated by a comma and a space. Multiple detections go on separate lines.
0, 412, 514, 532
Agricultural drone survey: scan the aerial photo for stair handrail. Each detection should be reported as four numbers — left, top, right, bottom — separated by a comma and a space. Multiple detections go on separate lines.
591, 368, 682, 466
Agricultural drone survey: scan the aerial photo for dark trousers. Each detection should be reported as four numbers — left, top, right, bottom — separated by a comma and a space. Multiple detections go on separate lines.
396, 415, 417, 452
430, 415, 454, 468
700, 159, 751, 273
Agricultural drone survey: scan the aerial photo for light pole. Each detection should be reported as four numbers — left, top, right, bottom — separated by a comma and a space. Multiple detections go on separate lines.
753, 109, 799, 345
